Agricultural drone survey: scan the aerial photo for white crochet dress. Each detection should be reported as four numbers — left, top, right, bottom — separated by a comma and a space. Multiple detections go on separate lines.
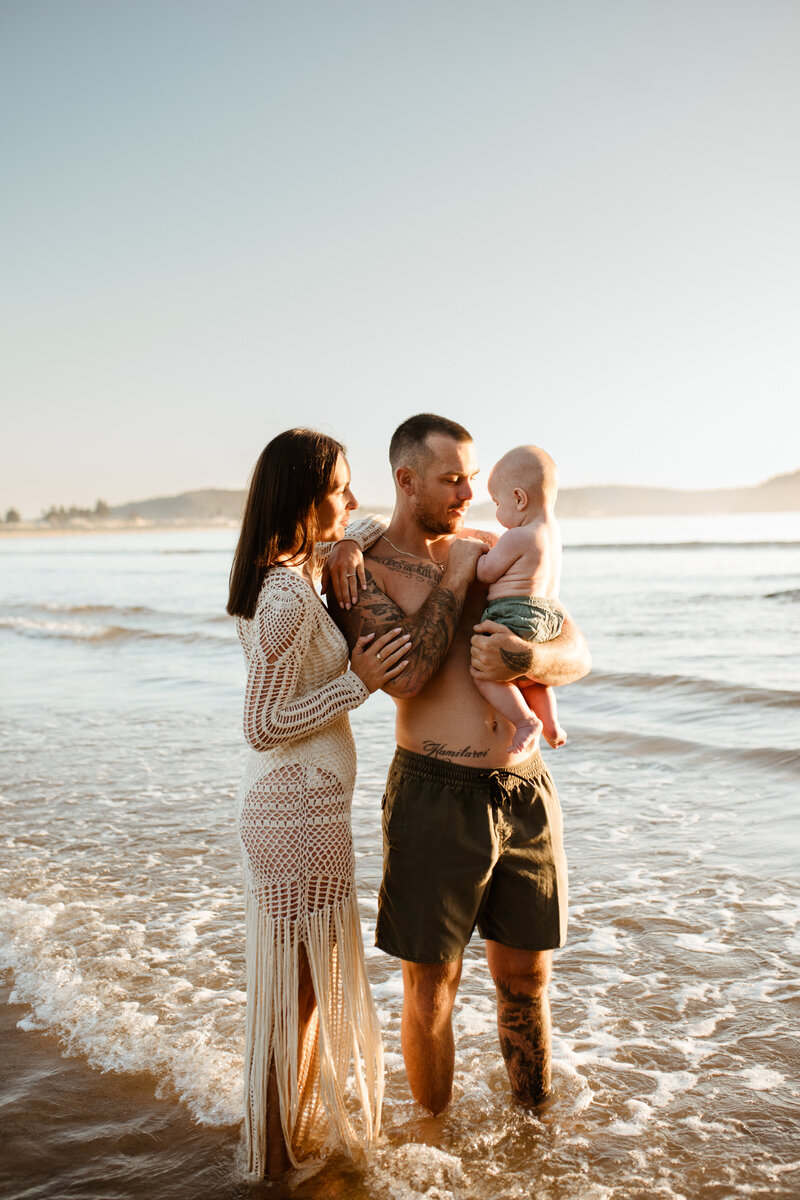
235, 518, 385, 1175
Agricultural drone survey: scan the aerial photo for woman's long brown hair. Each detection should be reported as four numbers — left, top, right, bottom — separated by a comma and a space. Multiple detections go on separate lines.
227, 428, 345, 619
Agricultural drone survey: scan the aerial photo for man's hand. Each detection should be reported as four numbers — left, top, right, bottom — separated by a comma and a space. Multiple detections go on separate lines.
470, 620, 535, 681
324, 539, 366, 611
470, 613, 591, 687
448, 535, 488, 579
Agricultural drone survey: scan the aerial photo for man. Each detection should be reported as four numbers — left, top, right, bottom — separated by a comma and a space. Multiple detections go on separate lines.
329, 413, 590, 1114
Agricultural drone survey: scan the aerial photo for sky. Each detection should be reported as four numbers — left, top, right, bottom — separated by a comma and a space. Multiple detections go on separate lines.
2, 0, 798, 516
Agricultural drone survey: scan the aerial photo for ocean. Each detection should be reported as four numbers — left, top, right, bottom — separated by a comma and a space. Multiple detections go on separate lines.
1, 513, 798, 1200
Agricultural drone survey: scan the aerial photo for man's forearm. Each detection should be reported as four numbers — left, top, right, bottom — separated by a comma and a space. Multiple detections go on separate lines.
472, 613, 591, 687
383, 581, 463, 697
503, 623, 591, 687
330, 552, 477, 698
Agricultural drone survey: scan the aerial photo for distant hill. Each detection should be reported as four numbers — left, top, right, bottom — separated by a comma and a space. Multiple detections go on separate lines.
111, 470, 800, 523
111, 489, 246, 521
553, 469, 800, 518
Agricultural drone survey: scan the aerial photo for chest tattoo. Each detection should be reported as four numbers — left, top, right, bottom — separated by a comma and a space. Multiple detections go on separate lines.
376, 554, 441, 586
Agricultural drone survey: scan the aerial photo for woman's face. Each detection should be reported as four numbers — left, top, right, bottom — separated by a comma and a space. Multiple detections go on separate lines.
315, 453, 358, 541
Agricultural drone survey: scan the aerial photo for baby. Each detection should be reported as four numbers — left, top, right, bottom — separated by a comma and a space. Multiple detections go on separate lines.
474, 445, 567, 755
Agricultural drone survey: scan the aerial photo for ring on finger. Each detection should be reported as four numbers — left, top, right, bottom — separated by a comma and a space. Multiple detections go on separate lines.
346, 572, 357, 578
376, 652, 382, 661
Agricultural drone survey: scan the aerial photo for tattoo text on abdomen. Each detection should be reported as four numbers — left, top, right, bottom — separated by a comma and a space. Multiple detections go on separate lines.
422, 741, 490, 760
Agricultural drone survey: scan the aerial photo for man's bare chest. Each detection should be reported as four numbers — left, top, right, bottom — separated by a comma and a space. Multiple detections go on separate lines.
368, 552, 487, 634
368, 553, 440, 616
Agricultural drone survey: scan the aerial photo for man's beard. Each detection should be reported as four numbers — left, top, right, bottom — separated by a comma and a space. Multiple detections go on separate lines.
415, 496, 467, 536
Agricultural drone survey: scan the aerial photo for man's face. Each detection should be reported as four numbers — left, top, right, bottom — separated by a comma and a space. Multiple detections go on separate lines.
411, 434, 479, 535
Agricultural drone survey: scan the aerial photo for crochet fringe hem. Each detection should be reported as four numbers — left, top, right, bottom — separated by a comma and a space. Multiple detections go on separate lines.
242, 885, 384, 1177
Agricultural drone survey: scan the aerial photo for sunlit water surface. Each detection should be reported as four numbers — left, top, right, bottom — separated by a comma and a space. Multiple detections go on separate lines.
1, 514, 798, 1199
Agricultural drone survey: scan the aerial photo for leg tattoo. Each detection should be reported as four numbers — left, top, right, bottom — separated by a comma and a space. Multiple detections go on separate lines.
495, 978, 552, 1104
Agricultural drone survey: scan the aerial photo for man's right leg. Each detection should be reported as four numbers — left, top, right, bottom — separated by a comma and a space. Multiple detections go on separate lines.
401, 958, 463, 1114
486, 941, 553, 1104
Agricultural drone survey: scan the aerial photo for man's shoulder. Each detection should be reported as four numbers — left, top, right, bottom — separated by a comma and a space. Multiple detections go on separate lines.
362, 545, 388, 578
460, 526, 499, 547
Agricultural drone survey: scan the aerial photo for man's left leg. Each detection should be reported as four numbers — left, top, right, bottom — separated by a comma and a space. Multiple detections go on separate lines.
486, 940, 552, 1104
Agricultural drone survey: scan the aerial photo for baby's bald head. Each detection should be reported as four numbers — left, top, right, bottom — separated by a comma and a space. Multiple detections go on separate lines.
490, 445, 559, 507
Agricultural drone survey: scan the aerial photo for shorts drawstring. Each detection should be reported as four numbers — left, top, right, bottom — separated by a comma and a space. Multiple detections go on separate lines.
487, 770, 511, 807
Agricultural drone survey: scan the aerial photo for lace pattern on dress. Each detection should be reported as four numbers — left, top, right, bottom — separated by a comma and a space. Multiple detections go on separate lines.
235, 557, 383, 1175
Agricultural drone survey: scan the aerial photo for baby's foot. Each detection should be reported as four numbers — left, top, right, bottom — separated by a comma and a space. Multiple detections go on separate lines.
508, 716, 543, 756
543, 724, 567, 749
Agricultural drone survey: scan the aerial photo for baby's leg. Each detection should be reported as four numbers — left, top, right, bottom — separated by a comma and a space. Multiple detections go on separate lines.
474, 678, 542, 755
519, 683, 567, 748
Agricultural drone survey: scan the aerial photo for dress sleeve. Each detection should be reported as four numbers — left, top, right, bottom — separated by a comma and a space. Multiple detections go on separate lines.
314, 514, 388, 565
242, 575, 369, 751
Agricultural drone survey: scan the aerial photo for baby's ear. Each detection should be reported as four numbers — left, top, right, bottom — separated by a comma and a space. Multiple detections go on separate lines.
513, 487, 528, 509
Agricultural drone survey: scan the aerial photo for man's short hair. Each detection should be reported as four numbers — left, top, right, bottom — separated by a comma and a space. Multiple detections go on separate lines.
389, 413, 473, 471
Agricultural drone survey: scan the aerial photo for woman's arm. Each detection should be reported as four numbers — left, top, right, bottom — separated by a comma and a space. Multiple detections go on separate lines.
243, 579, 369, 751
318, 515, 389, 609
315, 514, 388, 563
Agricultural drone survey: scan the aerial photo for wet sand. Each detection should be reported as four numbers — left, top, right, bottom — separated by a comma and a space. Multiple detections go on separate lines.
0, 988, 248, 1200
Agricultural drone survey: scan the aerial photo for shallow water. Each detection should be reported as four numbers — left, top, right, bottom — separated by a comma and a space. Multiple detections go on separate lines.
1, 515, 799, 1198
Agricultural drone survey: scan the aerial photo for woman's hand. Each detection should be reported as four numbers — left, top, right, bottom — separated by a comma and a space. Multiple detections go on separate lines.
350, 628, 412, 693
325, 539, 366, 611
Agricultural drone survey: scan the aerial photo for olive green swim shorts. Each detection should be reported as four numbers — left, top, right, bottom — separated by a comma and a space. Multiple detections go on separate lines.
375, 746, 568, 963
481, 595, 565, 642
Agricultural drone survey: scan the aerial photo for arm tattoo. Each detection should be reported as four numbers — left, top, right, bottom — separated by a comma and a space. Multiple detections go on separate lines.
500, 644, 535, 675
400, 584, 461, 695
328, 566, 464, 697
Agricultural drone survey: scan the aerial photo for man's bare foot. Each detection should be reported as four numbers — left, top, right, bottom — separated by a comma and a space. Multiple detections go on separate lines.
508, 716, 543, 755
542, 725, 567, 749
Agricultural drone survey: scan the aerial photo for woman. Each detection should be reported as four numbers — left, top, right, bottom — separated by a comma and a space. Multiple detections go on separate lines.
227, 429, 407, 1177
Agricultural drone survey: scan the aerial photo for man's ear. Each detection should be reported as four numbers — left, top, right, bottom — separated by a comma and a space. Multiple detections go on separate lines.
395, 466, 416, 497
513, 487, 528, 510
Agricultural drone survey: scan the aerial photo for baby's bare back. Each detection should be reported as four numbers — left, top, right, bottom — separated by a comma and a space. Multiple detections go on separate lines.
480, 513, 562, 600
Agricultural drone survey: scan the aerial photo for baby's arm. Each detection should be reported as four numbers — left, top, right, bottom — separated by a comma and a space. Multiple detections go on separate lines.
476, 527, 531, 584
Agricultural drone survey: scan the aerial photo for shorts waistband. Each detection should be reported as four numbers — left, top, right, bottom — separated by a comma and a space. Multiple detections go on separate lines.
390, 745, 547, 788
485, 596, 563, 613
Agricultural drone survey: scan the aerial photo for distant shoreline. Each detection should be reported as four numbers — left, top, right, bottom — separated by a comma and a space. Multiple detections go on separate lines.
3, 509, 800, 540
0, 521, 240, 538
6, 468, 796, 530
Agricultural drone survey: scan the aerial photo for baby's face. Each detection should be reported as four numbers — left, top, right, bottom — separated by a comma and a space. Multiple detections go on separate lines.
488, 471, 521, 530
